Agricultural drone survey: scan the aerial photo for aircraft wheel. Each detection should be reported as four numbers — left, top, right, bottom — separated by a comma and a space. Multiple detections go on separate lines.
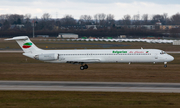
164, 64, 167, 68
80, 66, 84, 70
84, 64, 88, 69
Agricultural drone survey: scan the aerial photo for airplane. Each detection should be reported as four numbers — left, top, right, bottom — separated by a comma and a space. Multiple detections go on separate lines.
5, 36, 174, 70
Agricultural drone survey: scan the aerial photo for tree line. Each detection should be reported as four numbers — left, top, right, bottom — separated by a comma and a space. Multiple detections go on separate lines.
0, 13, 180, 38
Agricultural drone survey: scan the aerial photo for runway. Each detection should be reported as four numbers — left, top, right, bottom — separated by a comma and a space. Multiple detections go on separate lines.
0, 50, 23, 53
0, 81, 180, 93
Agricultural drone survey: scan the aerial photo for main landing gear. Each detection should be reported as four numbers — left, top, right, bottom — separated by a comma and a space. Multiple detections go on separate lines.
80, 64, 88, 70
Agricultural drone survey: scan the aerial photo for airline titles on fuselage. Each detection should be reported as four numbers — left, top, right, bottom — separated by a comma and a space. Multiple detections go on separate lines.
112, 51, 149, 54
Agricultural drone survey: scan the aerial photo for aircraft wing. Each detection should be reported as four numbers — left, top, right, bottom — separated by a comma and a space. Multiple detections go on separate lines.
67, 59, 101, 64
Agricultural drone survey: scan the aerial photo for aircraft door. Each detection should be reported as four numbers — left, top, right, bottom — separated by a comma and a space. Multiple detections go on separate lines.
155, 53, 158, 59
59, 54, 65, 61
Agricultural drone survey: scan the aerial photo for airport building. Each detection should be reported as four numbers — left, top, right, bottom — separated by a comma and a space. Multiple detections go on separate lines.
173, 40, 180, 45
57, 33, 78, 39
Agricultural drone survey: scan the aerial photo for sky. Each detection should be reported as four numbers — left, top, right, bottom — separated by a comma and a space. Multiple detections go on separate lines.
0, 0, 180, 20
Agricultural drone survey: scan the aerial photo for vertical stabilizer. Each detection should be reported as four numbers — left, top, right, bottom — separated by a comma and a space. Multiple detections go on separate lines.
5, 36, 41, 53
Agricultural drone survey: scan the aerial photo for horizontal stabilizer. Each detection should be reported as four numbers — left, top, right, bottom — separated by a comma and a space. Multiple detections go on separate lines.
5, 36, 28, 41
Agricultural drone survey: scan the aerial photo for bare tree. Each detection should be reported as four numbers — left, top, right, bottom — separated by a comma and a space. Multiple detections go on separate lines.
41, 13, 51, 20
24, 14, 32, 30
106, 14, 114, 20
98, 13, 106, 25
8, 14, 24, 24
152, 15, 162, 21
163, 13, 168, 21
132, 14, 140, 25
171, 13, 180, 25
24, 14, 31, 22
133, 14, 140, 21
142, 14, 148, 24
151, 14, 165, 24
0, 14, 9, 21
2, 20, 10, 30
94, 14, 98, 24
106, 14, 115, 25
94, 13, 106, 25
61, 15, 76, 26
123, 14, 131, 25
163, 13, 168, 25
0, 14, 9, 25
98, 13, 106, 21
79, 15, 92, 25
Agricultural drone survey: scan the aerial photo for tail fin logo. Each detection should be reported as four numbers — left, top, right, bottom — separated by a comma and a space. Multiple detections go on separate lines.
23, 42, 32, 48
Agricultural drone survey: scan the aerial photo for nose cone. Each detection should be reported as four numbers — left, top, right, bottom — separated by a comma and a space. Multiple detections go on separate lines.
167, 55, 174, 62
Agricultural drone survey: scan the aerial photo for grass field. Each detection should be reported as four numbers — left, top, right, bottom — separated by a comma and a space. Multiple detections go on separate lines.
0, 53, 180, 82
0, 91, 180, 108
1, 39, 180, 82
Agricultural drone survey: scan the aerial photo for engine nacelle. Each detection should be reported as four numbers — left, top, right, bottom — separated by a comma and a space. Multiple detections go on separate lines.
34, 53, 59, 61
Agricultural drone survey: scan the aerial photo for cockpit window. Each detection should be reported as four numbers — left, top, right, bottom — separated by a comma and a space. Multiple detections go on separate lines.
160, 51, 166, 54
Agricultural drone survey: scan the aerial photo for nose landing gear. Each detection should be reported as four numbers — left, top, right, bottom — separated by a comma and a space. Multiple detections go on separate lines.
164, 62, 167, 68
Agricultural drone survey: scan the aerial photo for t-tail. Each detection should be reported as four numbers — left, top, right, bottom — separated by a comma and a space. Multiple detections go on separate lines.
5, 36, 42, 58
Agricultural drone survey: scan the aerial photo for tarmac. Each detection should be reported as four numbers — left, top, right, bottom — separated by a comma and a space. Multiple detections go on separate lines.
0, 81, 180, 93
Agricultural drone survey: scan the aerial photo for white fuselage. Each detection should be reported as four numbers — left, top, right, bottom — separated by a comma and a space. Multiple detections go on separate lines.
24, 49, 174, 64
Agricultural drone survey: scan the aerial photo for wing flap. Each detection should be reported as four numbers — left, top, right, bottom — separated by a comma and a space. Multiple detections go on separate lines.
67, 59, 100, 64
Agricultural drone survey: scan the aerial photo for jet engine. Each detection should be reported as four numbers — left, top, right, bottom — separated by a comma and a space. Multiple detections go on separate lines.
34, 53, 59, 61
